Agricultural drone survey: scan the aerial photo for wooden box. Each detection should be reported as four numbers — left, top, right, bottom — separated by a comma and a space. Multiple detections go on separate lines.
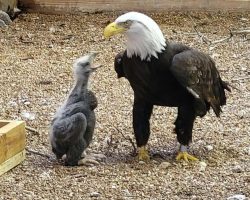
0, 120, 26, 176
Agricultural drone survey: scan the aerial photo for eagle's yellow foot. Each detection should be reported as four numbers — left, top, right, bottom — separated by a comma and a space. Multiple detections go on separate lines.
137, 146, 150, 161
176, 152, 198, 162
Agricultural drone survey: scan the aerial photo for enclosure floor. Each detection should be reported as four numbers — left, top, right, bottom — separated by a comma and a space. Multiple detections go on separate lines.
0, 11, 249, 199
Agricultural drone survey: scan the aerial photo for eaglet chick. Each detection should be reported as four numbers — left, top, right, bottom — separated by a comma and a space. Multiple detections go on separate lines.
50, 53, 105, 166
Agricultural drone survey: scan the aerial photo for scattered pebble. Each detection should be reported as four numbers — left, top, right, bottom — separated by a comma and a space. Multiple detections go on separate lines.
199, 161, 207, 171
227, 194, 246, 200
0, 10, 12, 25
122, 189, 132, 196
0, 19, 7, 27
205, 145, 213, 151
90, 192, 100, 198
211, 53, 220, 59
49, 26, 56, 33
139, 161, 145, 165
240, 18, 248, 22
21, 111, 36, 120
39, 170, 52, 180
159, 161, 171, 169
232, 165, 243, 173
24, 101, 31, 106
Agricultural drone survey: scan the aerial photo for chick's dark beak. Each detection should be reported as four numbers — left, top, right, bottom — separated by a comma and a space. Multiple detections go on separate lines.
88, 52, 102, 72
90, 65, 102, 72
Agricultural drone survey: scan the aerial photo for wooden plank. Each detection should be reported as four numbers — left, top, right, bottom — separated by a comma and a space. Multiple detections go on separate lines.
0, 121, 9, 128
19, 0, 250, 13
0, 120, 26, 164
0, 150, 25, 176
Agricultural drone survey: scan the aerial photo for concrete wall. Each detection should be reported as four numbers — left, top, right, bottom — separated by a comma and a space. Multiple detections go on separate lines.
19, 0, 250, 13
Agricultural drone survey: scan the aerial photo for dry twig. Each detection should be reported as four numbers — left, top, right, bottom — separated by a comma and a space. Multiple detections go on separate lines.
188, 15, 211, 44
188, 15, 234, 46
104, 133, 114, 156
211, 30, 233, 45
113, 126, 137, 155
26, 148, 52, 159
231, 29, 250, 35
20, 40, 34, 44
231, 76, 250, 82
25, 126, 39, 135
20, 56, 34, 60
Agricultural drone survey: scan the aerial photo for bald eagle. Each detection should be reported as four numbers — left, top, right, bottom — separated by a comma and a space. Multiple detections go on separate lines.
104, 12, 231, 161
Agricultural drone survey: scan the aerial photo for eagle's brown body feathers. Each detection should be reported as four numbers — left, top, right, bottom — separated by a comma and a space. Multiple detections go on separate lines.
115, 41, 230, 147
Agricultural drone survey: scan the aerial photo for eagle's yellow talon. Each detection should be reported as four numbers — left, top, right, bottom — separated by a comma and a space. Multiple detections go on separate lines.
137, 146, 150, 161
176, 152, 198, 162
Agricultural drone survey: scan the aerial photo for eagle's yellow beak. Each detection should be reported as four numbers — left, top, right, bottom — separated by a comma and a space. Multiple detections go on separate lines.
103, 22, 125, 38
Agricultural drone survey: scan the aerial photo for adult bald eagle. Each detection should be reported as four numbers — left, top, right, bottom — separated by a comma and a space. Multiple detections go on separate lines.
104, 12, 230, 161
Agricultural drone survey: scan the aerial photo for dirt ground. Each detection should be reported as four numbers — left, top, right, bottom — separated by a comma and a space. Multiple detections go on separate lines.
0, 11, 249, 200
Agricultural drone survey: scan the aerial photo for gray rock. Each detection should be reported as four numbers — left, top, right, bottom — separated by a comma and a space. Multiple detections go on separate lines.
159, 161, 171, 169
205, 145, 213, 151
0, 10, 12, 25
199, 161, 207, 171
0, 19, 7, 27
227, 194, 246, 200
90, 192, 100, 198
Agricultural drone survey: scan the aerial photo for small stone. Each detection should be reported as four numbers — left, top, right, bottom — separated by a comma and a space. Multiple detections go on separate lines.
159, 161, 171, 169
152, 160, 158, 164
245, 147, 250, 155
122, 189, 131, 196
237, 110, 247, 119
0, 19, 7, 28
232, 165, 242, 173
8, 101, 18, 107
139, 161, 145, 165
211, 53, 220, 59
240, 18, 248, 22
24, 101, 31, 105
49, 27, 56, 33
21, 111, 35, 120
205, 145, 213, 151
0, 10, 12, 25
227, 194, 246, 200
232, 54, 238, 58
90, 192, 100, 198
39, 171, 51, 180
199, 161, 207, 171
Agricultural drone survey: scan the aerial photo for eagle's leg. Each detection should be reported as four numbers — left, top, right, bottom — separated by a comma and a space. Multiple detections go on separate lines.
133, 98, 153, 161
175, 105, 198, 162
176, 145, 198, 161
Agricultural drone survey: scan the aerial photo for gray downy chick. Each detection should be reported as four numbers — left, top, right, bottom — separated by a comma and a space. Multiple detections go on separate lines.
50, 53, 101, 166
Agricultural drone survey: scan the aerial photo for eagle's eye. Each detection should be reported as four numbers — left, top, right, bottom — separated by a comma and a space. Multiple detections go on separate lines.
119, 20, 132, 28
125, 20, 133, 27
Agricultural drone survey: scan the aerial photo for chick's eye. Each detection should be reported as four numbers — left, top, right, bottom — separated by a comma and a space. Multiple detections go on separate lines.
85, 70, 91, 75
79, 62, 90, 68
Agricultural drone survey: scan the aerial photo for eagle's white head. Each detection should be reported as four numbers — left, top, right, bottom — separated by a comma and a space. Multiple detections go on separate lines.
104, 12, 166, 61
